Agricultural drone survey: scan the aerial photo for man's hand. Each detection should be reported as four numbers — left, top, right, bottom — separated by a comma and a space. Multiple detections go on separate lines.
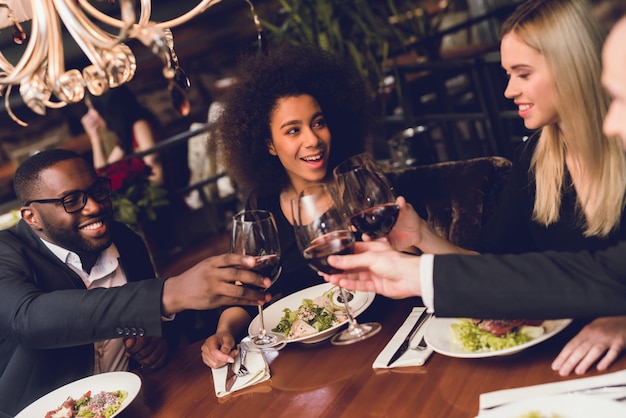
323, 241, 423, 299
161, 253, 271, 315
124, 336, 169, 370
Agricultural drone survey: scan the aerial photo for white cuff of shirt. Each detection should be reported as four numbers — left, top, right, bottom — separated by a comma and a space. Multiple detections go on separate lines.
419, 254, 435, 313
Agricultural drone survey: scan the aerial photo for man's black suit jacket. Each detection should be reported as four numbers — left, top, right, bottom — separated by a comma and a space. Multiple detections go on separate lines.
0, 220, 167, 416
432, 242, 626, 319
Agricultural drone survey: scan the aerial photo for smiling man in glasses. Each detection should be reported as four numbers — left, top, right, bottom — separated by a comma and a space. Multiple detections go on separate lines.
23, 176, 113, 268
0, 149, 272, 417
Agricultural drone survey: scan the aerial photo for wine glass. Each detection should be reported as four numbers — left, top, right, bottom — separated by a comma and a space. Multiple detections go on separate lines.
291, 183, 381, 345
333, 153, 399, 239
231, 209, 284, 348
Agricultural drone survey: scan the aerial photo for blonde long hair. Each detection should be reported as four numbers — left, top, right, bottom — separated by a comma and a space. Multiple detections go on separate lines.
501, 0, 626, 236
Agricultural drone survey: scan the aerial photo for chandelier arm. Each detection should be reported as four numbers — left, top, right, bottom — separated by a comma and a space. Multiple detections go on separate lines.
45, 0, 65, 84
0, 0, 48, 85
137, 0, 151, 26
80, 0, 220, 30
0, 53, 14, 73
57, 0, 131, 50
41, 99, 68, 108
154, 0, 222, 29
53, 0, 113, 68
3, 0, 220, 123
77, 0, 140, 30
4, 87, 29, 127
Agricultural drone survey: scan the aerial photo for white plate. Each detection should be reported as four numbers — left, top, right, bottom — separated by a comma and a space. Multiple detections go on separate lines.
476, 394, 626, 417
249, 283, 375, 344
15, 371, 141, 418
424, 317, 572, 358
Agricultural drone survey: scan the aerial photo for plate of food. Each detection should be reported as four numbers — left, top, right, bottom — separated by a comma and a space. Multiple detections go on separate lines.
249, 282, 375, 344
424, 317, 572, 358
15, 371, 141, 418
476, 394, 626, 417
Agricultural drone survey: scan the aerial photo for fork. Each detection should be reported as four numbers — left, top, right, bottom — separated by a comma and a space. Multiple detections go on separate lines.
408, 313, 432, 351
410, 336, 428, 351
236, 342, 249, 377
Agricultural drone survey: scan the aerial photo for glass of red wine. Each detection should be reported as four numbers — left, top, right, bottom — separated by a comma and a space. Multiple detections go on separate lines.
291, 183, 381, 345
333, 153, 399, 239
231, 209, 284, 348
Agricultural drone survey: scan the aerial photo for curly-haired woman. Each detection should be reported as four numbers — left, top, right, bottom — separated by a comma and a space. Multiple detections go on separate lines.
201, 43, 375, 368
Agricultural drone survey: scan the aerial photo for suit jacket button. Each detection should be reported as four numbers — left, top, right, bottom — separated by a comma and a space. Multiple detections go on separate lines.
123, 327, 130, 336
115, 327, 124, 336
138, 328, 145, 336
131, 327, 138, 336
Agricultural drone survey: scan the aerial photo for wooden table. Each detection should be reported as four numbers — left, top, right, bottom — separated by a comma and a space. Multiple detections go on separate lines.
122, 297, 626, 417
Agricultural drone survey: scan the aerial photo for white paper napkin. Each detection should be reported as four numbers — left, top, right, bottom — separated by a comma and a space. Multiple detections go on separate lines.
373, 307, 434, 369
478, 369, 626, 412
211, 349, 271, 397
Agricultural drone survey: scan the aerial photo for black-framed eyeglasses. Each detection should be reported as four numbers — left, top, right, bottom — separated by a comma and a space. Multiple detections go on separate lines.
25, 177, 112, 214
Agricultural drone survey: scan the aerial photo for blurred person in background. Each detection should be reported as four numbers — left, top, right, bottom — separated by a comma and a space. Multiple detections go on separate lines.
81, 85, 165, 186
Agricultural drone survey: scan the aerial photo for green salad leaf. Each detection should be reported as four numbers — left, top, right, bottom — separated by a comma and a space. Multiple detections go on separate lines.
450, 319, 534, 351
272, 290, 345, 337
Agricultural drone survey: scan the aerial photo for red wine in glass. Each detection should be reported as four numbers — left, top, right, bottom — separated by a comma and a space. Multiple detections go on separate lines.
302, 230, 355, 274
349, 203, 400, 238
243, 254, 282, 291
252, 254, 281, 284
292, 183, 381, 345
334, 153, 399, 239
232, 209, 284, 348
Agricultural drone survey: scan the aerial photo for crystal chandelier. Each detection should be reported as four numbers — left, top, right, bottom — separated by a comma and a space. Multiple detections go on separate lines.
0, 0, 221, 126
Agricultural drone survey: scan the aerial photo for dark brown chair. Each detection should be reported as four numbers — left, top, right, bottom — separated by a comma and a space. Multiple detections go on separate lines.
386, 156, 512, 250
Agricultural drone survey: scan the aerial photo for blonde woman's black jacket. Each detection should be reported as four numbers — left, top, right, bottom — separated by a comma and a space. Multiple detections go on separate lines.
0, 219, 167, 417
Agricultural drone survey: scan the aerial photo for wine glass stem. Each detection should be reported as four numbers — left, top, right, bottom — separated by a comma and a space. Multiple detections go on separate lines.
339, 287, 359, 330
257, 305, 267, 337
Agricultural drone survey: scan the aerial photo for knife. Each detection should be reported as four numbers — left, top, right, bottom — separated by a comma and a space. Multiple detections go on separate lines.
225, 361, 237, 392
386, 309, 430, 367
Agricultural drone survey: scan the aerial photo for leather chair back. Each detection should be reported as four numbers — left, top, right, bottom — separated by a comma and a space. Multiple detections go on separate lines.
386, 156, 512, 250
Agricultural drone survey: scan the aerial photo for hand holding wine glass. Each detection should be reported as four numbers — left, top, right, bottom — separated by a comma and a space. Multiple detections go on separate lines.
291, 183, 381, 345
333, 153, 399, 239
231, 210, 284, 348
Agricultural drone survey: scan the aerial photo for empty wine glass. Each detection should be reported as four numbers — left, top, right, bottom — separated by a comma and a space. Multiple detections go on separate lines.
231, 210, 284, 348
291, 183, 381, 345
333, 153, 399, 239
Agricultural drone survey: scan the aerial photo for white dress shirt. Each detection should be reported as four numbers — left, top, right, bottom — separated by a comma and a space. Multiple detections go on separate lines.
419, 254, 436, 313
41, 239, 129, 374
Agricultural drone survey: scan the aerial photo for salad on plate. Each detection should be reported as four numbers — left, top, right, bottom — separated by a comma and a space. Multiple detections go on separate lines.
451, 319, 546, 352
272, 288, 348, 339
45, 390, 128, 418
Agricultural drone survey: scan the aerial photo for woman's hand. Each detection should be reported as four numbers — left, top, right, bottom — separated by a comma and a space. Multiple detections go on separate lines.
552, 316, 626, 375
385, 196, 424, 250
201, 331, 238, 369
81, 108, 107, 141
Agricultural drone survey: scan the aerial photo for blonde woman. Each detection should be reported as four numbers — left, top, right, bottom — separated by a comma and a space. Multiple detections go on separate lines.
378, 0, 626, 376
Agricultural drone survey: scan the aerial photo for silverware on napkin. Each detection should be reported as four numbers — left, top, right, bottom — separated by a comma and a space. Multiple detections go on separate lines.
386, 309, 431, 367
225, 360, 237, 392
